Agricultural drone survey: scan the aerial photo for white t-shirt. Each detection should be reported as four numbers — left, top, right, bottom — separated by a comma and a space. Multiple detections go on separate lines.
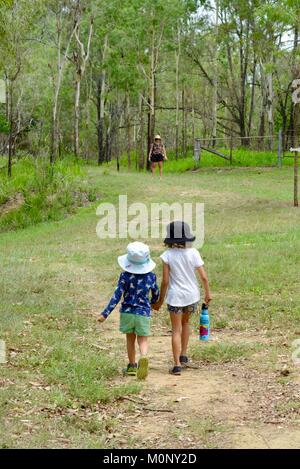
160, 247, 204, 307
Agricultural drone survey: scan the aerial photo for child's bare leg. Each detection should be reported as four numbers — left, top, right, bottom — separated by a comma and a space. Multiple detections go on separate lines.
151, 162, 156, 175
137, 336, 148, 356
181, 313, 190, 356
126, 333, 136, 364
170, 313, 182, 366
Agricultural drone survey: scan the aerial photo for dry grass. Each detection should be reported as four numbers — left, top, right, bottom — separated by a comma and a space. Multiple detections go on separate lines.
1, 165, 300, 447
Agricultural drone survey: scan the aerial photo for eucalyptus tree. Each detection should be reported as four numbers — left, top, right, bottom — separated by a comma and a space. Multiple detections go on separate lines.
0, 0, 41, 175
45, 0, 78, 164
253, 1, 288, 149
71, 0, 94, 159
91, 0, 124, 165
124, 0, 198, 165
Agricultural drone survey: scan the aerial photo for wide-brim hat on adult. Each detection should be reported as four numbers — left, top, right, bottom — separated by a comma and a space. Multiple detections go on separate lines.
164, 221, 196, 244
118, 241, 156, 274
154, 134, 161, 140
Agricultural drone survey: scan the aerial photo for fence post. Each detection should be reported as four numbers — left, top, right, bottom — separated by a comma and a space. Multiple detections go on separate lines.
278, 129, 282, 168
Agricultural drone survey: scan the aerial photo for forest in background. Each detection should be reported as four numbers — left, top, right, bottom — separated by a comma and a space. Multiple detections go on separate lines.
1, 0, 300, 174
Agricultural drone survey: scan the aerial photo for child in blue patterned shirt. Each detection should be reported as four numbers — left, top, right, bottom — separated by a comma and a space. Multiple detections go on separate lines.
98, 242, 159, 379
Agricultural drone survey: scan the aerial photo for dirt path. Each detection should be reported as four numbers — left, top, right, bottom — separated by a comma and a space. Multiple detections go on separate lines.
97, 307, 300, 449
2, 168, 300, 449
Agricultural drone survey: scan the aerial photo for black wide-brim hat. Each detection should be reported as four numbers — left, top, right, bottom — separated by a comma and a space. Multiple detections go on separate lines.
164, 221, 196, 244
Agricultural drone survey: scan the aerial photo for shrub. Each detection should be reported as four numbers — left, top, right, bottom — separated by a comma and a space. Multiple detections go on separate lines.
0, 154, 92, 232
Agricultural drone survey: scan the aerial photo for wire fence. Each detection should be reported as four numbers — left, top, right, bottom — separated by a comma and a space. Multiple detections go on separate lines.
192, 130, 298, 167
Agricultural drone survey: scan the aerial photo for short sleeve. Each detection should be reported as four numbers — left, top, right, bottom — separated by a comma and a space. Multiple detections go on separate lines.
160, 250, 169, 264
192, 249, 204, 268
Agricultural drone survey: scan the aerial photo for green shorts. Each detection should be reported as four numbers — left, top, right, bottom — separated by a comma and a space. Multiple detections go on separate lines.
119, 313, 151, 337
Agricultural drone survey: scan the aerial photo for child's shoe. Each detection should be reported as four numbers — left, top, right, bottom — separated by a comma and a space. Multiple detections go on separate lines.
179, 355, 189, 368
123, 363, 137, 376
137, 356, 149, 380
169, 366, 182, 375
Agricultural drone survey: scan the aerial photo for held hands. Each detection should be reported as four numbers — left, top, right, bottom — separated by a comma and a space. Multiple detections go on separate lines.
152, 301, 162, 311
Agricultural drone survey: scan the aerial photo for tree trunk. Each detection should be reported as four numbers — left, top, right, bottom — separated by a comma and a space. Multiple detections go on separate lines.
73, 15, 93, 159
212, 0, 219, 147
138, 94, 145, 170
114, 100, 120, 172
105, 105, 112, 163
266, 71, 274, 150
97, 76, 105, 165
259, 62, 267, 148
97, 35, 108, 165
4, 73, 9, 123
182, 87, 187, 157
191, 91, 195, 145
147, 33, 156, 170
175, 25, 180, 160
293, 100, 299, 207
125, 86, 131, 169
150, 41, 155, 138
8, 82, 13, 177
50, 95, 59, 165
294, 150, 299, 207
147, 97, 152, 170
74, 77, 80, 158
287, 25, 299, 151
50, 11, 76, 164
248, 58, 257, 137
83, 68, 93, 161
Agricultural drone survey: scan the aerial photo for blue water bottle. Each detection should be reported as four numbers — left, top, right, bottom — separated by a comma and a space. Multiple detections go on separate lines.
199, 303, 210, 341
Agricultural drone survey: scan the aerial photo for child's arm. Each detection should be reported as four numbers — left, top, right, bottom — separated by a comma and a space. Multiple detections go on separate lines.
150, 275, 160, 305
196, 266, 212, 305
98, 273, 126, 322
152, 261, 169, 310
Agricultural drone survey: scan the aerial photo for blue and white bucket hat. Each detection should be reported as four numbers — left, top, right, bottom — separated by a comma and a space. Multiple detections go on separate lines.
118, 241, 156, 274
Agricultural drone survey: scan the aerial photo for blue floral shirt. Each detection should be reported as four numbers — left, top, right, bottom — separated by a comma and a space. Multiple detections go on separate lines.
101, 271, 160, 319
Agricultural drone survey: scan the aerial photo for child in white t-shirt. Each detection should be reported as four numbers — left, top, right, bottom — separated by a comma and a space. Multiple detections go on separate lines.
153, 221, 212, 375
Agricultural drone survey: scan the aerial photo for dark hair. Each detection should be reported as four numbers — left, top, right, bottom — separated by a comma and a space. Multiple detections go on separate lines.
164, 241, 186, 249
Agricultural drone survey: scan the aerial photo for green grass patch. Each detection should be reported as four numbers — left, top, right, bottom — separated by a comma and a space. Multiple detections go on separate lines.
105, 147, 294, 173
0, 154, 98, 232
188, 416, 227, 448
190, 342, 257, 363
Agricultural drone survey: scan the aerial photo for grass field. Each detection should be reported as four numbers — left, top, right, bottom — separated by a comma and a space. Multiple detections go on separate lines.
107, 147, 295, 173
1, 165, 300, 448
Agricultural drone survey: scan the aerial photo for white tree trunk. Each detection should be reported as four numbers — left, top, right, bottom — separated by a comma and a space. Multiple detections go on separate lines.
74, 78, 81, 157
212, 0, 219, 147
175, 25, 180, 159
266, 71, 273, 149
73, 16, 93, 157
51, 10, 76, 163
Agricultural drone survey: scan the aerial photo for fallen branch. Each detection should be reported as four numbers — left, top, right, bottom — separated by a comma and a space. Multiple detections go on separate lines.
91, 343, 111, 351
121, 396, 147, 404
143, 407, 174, 413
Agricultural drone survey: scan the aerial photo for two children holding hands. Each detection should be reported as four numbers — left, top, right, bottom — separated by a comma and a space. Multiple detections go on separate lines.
98, 221, 212, 379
